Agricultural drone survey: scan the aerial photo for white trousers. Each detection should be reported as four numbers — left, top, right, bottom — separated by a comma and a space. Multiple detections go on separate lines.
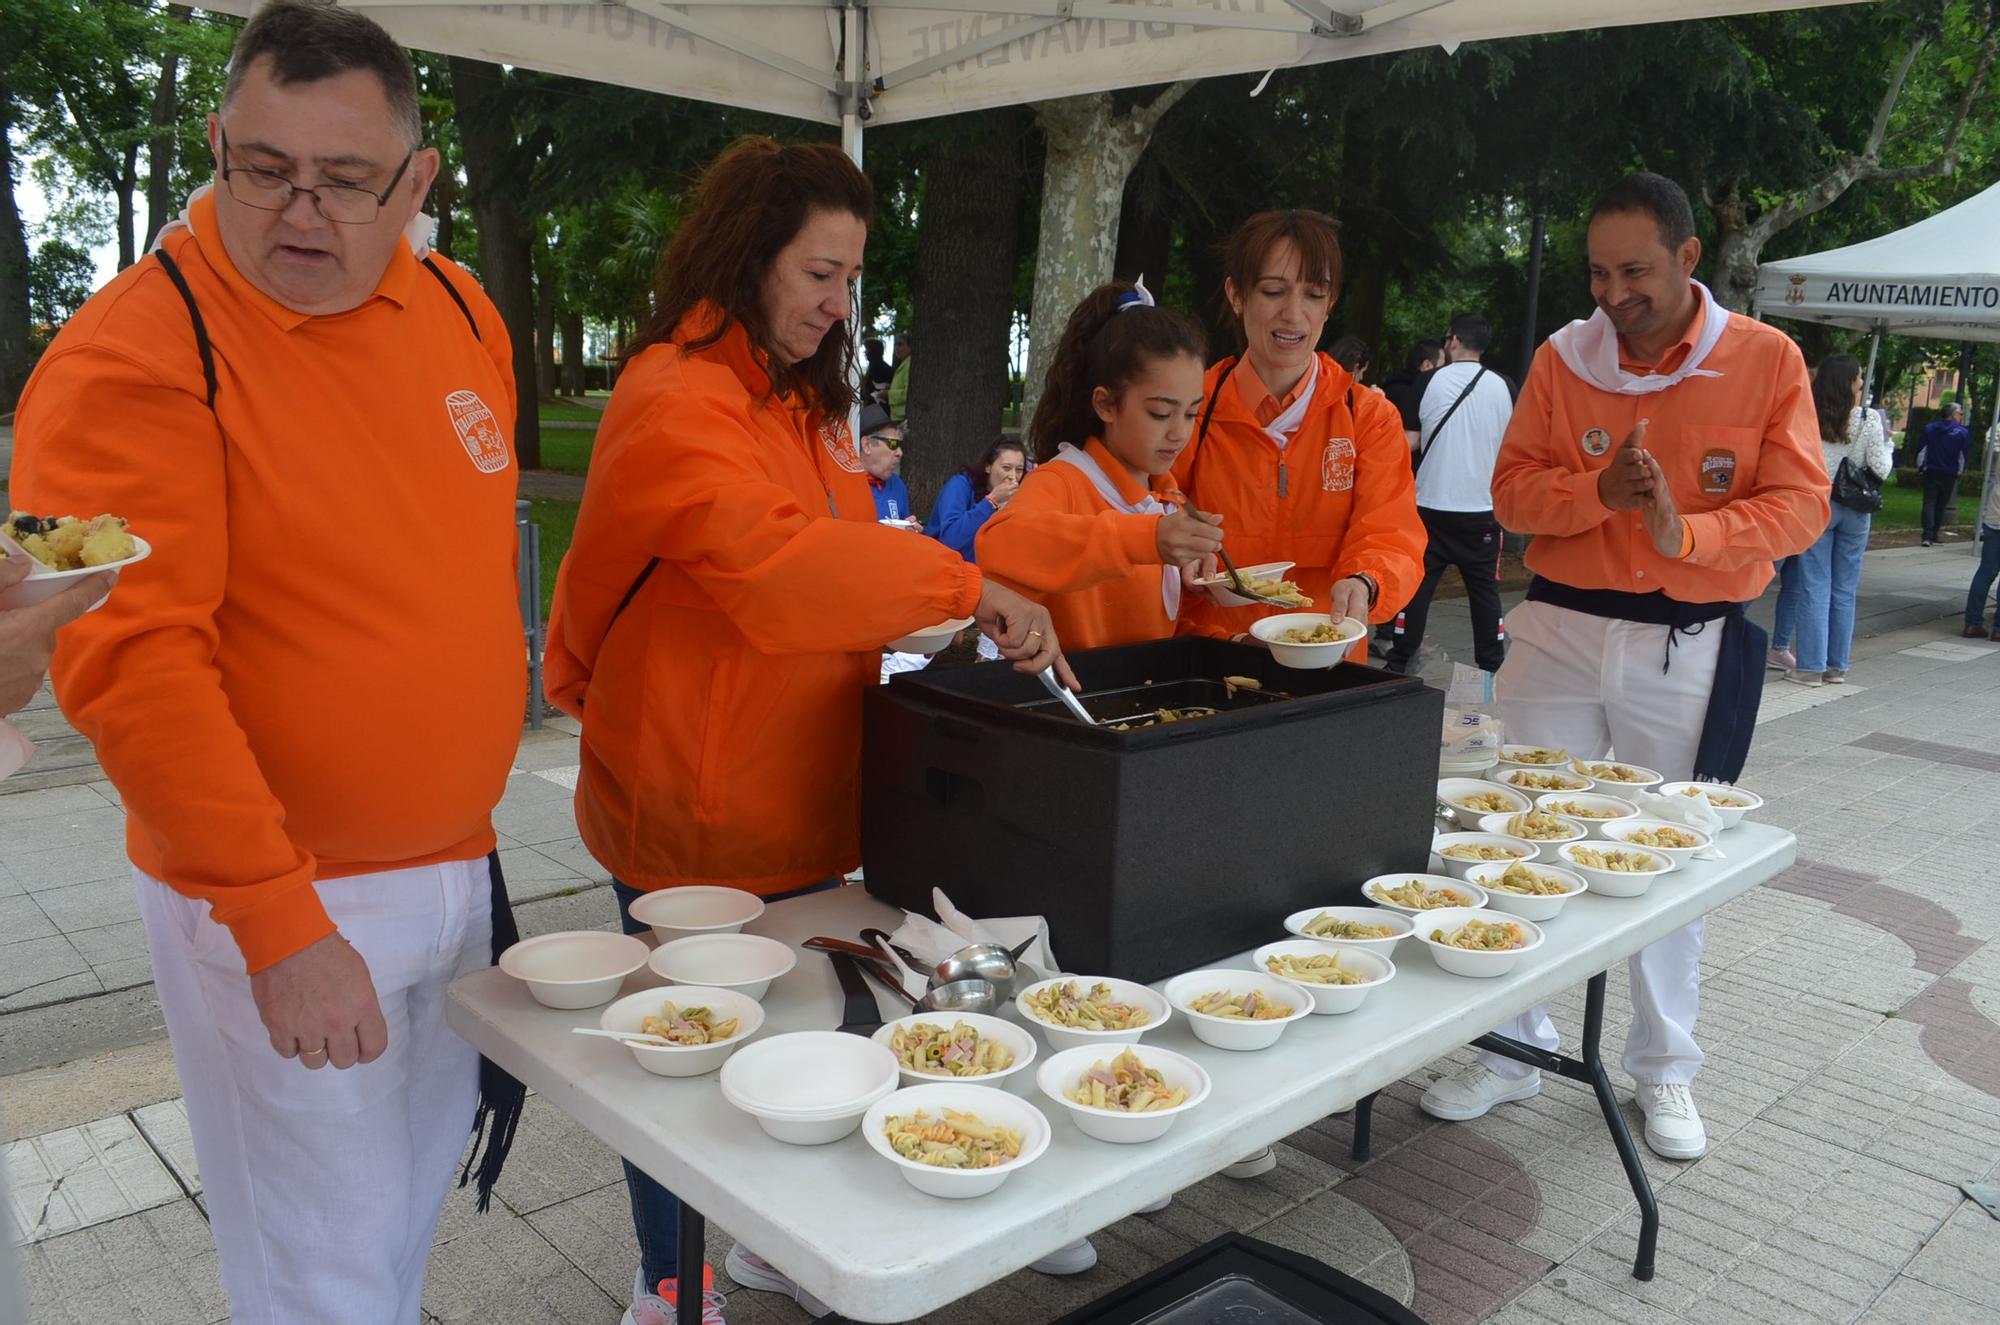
1478, 599, 1717, 1088
136, 858, 490, 1325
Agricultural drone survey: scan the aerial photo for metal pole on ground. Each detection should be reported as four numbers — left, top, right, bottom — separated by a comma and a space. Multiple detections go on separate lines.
1517, 204, 1547, 383
1863, 325, 1883, 406
516, 499, 545, 732
840, 0, 868, 438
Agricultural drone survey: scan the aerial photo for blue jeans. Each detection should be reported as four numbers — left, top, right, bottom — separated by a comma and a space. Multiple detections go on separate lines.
1771, 555, 1803, 650
1967, 525, 2000, 628
613, 877, 837, 1290
1795, 502, 1872, 672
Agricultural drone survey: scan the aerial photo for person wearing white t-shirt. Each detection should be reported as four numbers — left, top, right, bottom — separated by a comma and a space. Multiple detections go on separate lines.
1384, 313, 1515, 673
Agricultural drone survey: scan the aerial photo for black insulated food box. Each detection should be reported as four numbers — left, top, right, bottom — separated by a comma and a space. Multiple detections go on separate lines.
1045, 1232, 1430, 1324
860, 638, 1443, 984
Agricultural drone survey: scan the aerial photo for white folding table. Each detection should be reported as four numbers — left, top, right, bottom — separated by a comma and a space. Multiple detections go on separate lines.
447, 822, 1796, 1324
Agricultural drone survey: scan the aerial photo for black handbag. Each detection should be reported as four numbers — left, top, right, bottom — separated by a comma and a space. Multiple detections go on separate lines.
1832, 455, 1883, 513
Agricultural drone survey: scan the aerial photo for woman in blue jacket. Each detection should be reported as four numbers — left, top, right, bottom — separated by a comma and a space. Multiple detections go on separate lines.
924, 437, 1027, 562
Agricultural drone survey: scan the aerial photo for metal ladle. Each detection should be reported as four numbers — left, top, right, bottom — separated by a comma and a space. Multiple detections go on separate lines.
934, 942, 1022, 1000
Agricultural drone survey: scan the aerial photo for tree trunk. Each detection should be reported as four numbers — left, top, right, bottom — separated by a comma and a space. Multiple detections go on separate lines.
116, 145, 139, 271
903, 111, 1026, 515
0, 92, 36, 408
559, 309, 585, 396
449, 56, 541, 468
533, 234, 557, 403
1023, 84, 1195, 432
143, 13, 184, 253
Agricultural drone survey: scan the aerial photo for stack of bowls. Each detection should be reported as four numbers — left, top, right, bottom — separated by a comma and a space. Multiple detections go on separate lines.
720, 1031, 900, 1144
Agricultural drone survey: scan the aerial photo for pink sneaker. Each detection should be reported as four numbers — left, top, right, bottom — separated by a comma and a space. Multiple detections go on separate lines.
625, 1265, 725, 1325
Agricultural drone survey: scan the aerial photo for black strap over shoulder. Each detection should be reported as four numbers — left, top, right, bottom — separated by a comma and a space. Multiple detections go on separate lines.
421, 255, 481, 341
153, 250, 216, 409
1415, 365, 1488, 471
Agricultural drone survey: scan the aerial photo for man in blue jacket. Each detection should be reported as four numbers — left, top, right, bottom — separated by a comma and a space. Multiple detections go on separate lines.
1918, 403, 1971, 545
859, 403, 913, 523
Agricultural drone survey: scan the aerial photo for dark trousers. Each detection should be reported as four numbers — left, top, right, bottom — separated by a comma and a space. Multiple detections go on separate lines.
1386, 507, 1506, 673
613, 877, 837, 1291
1921, 470, 1961, 541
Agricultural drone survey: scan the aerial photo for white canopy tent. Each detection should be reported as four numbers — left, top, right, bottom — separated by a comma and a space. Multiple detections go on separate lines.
203, 0, 1855, 167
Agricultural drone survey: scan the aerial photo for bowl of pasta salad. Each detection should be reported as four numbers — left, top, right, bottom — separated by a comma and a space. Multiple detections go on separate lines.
872, 1012, 1038, 1088
1476, 809, 1587, 847
1360, 873, 1487, 916
1035, 1044, 1211, 1143
1162, 970, 1311, 1050
1431, 832, 1539, 879
1495, 767, 1593, 796
863, 1083, 1052, 1197
1015, 976, 1170, 1051
598, 986, 764, 1077
1416, 907, 1545, 978
1495, 744, 1574, 772
1600, 818, 1711, 871
1253, 940, 1395, 1015
1438, 777, 1533, 819
1657, 781, 1762, 830
1462, 860, 1588, 923
1569, 759, 1664, 794
1281, 905, 1415, 954
1532, 792, 1640, 838
1555, 841, 1672, 896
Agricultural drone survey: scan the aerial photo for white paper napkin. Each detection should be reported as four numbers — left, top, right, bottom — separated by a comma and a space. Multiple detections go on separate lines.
887, 888, 1060, 986
1633, 789, 1727, 860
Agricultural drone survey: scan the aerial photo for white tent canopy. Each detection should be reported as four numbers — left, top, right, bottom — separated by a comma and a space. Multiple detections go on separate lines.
204, 0, 1851, 155
1754, 180, 2000, 343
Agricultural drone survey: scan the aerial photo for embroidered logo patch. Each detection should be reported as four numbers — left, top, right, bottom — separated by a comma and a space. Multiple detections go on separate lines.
1321, 436, 1356, 492
1700, 449, 1737, 495
444, 390, 510, 474
821, 418, 863, 473
1580, 427, 1612, 457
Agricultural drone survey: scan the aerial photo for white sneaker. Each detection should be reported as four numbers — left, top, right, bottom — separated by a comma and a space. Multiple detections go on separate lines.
724, 1244, 827, 1318
1222, 1147, 1277, 1179
1136, 1195, 1172, 1214
1635, 1082, 1707, 1159
1419, 1065, 1542, 1121
1031, 1237, 1098, 1275
624, 1266, 725, 1325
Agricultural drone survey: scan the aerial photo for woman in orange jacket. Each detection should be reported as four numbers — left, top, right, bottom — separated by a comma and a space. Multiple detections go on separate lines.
541, 136, 1069, 1323
976, 280, 1226, 649
1174, 210, 1425, 656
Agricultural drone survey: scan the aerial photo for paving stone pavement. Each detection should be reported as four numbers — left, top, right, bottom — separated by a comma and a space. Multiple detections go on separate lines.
5, 547, 1999, 1323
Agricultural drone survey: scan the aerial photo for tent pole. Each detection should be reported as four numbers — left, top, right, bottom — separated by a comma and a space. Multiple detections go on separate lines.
842, 0, 867, 432
1863, 326, 1883, 406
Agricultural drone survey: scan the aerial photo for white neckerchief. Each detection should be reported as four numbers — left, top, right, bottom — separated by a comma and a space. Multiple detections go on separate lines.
1047, 443, 1181, 621
150, 181, 438, 260
1548, 280, 1730, 396
1260, 361, 1319, 448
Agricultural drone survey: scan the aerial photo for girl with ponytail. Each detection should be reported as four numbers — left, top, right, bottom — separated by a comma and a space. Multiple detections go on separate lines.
977, 280, 1228, 649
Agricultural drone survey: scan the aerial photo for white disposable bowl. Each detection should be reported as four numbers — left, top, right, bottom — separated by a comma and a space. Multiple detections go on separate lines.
1194, 560, 1298, 608
648, 933, 796, 1002
1494, 744, 1576, 773
1015, 976, 1171, 1051
888, 615, 975, 654
1495, 767, 1594, 796
1281, 905, 1415, 955
1248, 612, 1366, 669
0, 534, 152, 612
1462, 860, 1589, 923
1476, 810, 1587, 848
1438, 777, 1532, 818
1570, 760, 1664, 794
498, 931, 649, 1010
1556, 840, 1672, 897
1035, 1044, 1212, 1143
1658, 781, 1763, 831
1414, 907, 1545, 978
626, 886, 765, 940
1431, 832, 1540, 879
1163, 970, 1312, 1050
597, 986, 764, 1077
1360, 872, 1488, 916
720, 1031, 900, 1144
871, 1012, 1038, 1088
1602, 818, 1712, 872
1533, 792, 1641, 837
863, 1083, 1051, 1197
1253, 940, 1396, 1015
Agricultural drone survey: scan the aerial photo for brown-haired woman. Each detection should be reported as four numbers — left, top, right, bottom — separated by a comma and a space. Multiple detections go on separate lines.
542, 135, 1070, 1324
1174, 209, 1424, 653
977, 281, 1226, 650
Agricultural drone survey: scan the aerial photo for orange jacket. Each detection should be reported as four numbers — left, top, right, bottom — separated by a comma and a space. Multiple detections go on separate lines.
11, 191, 524, 972
544, 311, 983, 893
1174, 353, 1425, 650
976, 438, 1191, 651
1493, 307, 1827, 602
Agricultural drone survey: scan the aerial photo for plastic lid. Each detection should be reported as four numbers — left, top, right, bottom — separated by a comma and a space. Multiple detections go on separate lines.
1139, 1274, 1333, 1324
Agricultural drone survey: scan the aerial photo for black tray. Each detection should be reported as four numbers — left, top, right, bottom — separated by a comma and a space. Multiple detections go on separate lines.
1046, 1232, 1431, 1324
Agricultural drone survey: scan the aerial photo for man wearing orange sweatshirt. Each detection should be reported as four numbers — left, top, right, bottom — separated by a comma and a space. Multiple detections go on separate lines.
9, 6, 524, 1321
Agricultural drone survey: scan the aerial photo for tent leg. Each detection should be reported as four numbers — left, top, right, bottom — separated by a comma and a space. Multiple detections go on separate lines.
841, 0, 867, 432
1863, 327, 1883, 406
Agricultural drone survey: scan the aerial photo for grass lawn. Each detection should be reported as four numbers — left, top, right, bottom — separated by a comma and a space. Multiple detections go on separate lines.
526, 497, 578, 619
536, 429, 595, 475
538, 400, 605, 424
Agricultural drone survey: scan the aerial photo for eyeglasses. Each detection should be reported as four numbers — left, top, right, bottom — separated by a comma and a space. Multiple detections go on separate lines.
219, 128, 414, 225
869, 433, 903, 451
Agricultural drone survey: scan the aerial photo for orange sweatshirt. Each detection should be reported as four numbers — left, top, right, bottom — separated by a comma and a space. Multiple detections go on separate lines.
11, 190, 524, 972
543, 310, 982, 893
1493, 304, 1827, 602
1174, 353, 1426, 652
976, 437, 1187, 650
